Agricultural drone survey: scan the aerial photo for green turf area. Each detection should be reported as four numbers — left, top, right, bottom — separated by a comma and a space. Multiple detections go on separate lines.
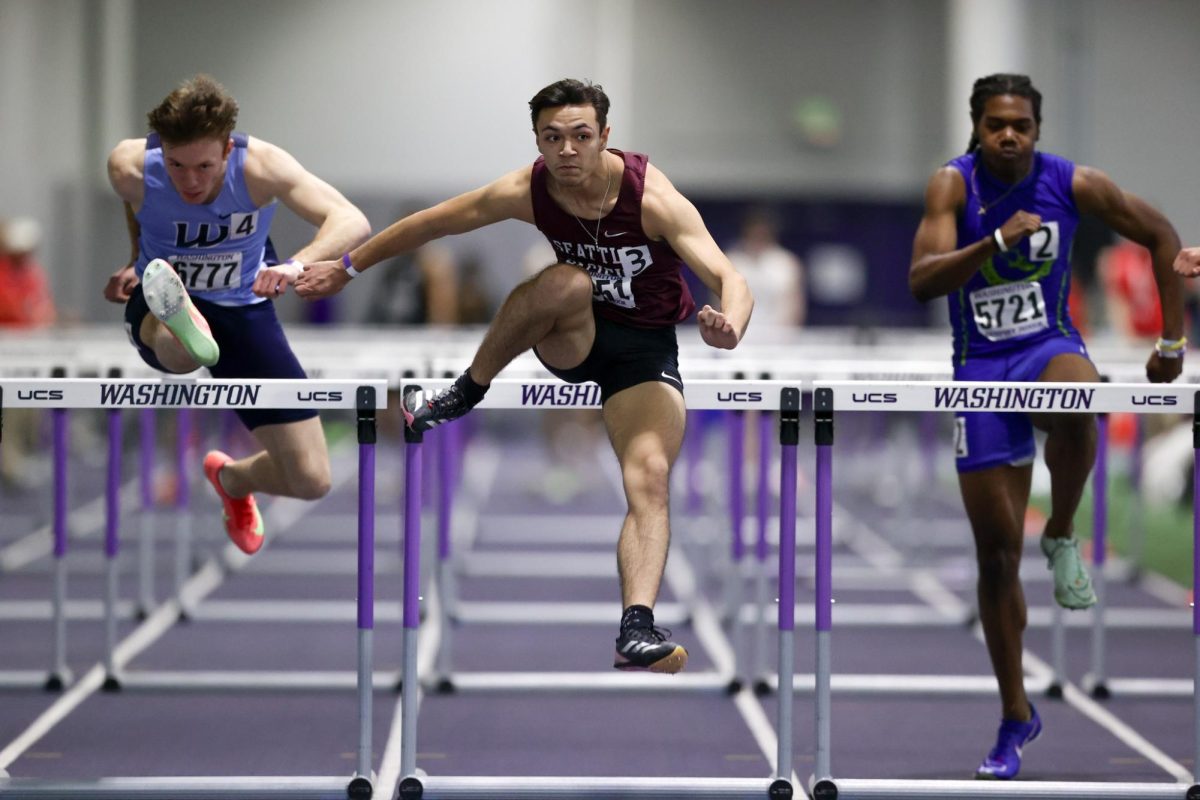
1032, 478, 1194, 589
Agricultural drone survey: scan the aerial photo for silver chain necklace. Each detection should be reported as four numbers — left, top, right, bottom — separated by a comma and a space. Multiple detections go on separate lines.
970, 162, 1027, 217
568, 156, 613, 245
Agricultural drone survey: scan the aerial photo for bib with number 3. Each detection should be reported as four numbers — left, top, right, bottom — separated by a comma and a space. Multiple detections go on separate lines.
969, 281, 1048, 342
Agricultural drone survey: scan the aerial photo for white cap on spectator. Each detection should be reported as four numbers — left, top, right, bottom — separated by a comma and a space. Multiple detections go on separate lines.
5, 217, 42, 254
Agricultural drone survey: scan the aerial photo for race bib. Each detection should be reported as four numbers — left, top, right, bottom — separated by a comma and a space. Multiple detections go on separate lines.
167, 252, 243, 292
590, 245, 652, 309
969, 281, 1048, 342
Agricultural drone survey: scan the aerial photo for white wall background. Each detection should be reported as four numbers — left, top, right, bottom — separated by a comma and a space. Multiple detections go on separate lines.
2, 0, 1198, 323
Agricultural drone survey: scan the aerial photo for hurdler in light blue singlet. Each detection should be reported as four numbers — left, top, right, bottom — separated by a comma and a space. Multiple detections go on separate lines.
135, 132, 277, 307
946, 150, 1080, 365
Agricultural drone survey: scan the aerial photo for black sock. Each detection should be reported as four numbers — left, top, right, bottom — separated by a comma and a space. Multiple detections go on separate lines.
457, 369, 488, 406
621, 604, 654, 631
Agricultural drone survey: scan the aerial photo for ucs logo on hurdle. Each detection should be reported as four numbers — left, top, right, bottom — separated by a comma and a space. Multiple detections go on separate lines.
17, 389, 65, 401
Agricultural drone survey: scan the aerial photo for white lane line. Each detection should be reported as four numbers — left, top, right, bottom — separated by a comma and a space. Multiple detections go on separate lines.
376, 577, 441, 792
0, 447, 358, 771
0, 560, 222, 771
0, 478, 140, 572
835, 486, 1192, 781
1023, 650, 1192, 782
600, 442, 797, 784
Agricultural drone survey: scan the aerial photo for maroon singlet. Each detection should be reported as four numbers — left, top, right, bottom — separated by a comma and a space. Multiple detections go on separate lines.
530, 149, 695, 329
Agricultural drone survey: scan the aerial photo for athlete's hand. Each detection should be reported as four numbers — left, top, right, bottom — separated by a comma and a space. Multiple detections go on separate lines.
103, 264, 139, 303
1146, 350, 1183, 384
1173, 247, 1200, 278
253, 259, 303, 298
698, 304, 739, 350
294, 260, 350, 299
996, 211, 1043, 250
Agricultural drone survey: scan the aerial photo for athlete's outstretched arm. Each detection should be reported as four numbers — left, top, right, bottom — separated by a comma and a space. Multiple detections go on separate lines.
294, 167, 535, 300
103, 140, 147, 303
643, 166, 752, 349
243, 139, 371, 296
1074, 165, 1185, 382
908, 167, 1043, 301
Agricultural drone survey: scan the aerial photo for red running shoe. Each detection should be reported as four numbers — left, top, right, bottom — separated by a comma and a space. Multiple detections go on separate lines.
203, 450, 264, 554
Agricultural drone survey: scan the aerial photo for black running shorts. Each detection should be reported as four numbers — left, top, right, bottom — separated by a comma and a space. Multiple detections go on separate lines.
533, 310, 683, 404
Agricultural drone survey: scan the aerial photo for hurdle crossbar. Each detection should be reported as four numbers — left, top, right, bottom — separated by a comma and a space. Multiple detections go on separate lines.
0, 378, 384, 799
393, 381, 801, 799
809, 379, 1200, 798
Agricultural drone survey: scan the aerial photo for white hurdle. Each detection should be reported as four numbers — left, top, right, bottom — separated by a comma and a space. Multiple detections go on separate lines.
807, 379, 1200, 800
0, 377, 387, 800
393, 377, 801, 800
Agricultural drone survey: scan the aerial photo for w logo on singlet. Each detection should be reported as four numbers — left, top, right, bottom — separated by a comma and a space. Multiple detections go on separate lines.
174, 222, 229, 249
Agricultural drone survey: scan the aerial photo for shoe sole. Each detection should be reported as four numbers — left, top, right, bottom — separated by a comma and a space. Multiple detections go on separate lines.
143, 259, 220, 367
613, 645, 689, 674
1056, 588, 1098, 610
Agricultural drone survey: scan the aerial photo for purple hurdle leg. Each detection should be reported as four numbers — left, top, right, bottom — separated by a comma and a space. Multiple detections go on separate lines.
137, 408, 156, 617
103, 395, 123, 688
753, 410, 772, 690
1191, 393, 1200, 783
435, 426, 458, 688
398, 386, 425, 796
351, 386, 378, 794
771, 388, 800, 795
813, 387, 835, 784
685, 410, 704, 514
1130, 414, 1146, 575
725, 411, 747, 682
174, 407, 193, 612
1090, 411, 1110, 698
47, 406, 71, 690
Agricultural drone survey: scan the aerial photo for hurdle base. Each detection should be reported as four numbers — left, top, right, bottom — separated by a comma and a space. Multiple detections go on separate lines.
409, 775, 785, 798
815, 778, 1192, 799
1082, 673, 1112, 699
43, 670, 71, 692
0, 775, 361, 798
347, 773, 374, 799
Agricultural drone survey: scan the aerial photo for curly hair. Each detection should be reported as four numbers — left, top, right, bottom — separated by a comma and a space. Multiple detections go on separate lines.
146, 74, 239, 145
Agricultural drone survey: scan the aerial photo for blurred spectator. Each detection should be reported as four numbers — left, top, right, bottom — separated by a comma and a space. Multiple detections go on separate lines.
0, 217, 56, 491
455, 253, 493, 325
365, 243, 460, 325
1099, 239, 1163, 341
0, 217, 56, 327
724, 207, 805, 332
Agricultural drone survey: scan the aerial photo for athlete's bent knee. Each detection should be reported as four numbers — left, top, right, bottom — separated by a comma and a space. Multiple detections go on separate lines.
536, 263, 593, 309
289, 464, 332, 501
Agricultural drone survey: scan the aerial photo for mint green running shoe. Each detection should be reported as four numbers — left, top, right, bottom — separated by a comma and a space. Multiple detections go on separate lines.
142, 259, 219, 367
1040, 535, 1097, 610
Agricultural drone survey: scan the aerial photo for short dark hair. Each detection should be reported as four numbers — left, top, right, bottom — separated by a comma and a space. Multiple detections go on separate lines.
529, 79, 610, 131
966, 73, 1042, 153
147, 74, 239, 145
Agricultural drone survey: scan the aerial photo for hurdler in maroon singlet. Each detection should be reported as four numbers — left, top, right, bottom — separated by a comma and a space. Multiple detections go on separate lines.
530, 149, 696, 329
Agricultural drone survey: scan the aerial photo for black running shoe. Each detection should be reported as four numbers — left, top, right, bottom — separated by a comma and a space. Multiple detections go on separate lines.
613, 625, 689, 673
404, 374, 480, 433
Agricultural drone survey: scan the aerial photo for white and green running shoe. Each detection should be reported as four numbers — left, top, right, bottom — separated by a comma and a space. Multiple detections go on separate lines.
142, 258, 219, 367
1040, 535, 1097, 610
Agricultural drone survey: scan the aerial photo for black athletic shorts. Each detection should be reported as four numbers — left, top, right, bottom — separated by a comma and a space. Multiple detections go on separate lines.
533, 311, 683, 404
124, 284, 318, 430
